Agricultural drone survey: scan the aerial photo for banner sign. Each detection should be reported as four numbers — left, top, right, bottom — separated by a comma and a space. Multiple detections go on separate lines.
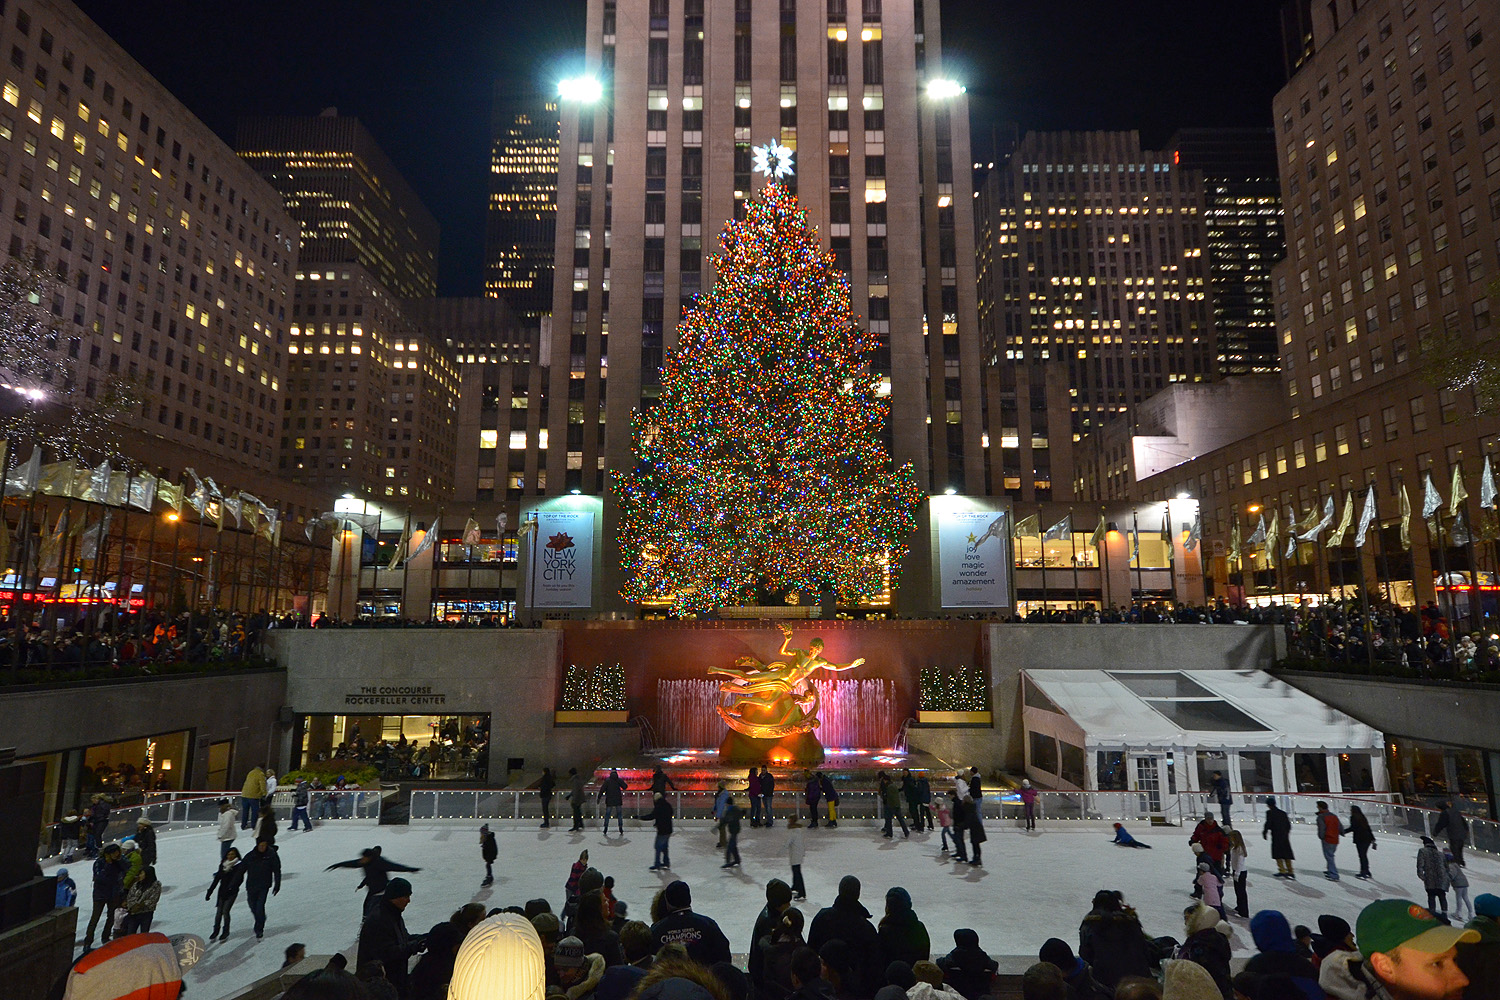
938, 509, 1010, 608
530, 510, 595, 608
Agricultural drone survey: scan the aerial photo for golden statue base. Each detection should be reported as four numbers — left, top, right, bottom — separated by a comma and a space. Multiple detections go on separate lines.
718, 729, 825, 766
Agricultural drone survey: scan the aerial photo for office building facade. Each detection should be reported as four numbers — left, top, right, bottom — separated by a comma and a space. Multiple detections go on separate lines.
485, 93, 560, 326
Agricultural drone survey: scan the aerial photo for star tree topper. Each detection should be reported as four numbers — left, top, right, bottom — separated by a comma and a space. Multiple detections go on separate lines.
751, 141, 795, 179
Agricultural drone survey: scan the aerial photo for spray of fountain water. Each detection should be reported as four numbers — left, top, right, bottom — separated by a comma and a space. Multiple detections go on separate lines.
654, 677, 898, 750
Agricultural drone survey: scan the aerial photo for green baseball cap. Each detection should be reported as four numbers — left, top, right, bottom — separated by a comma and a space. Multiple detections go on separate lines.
1356, 899, 1480, 957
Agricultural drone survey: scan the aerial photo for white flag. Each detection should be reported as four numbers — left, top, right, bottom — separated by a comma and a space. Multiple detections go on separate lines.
1355, 486, 1376, 548
1043, 514, 1072, 541
1301, 496, 1337, 544
1482, 456, 1497, 511
462, 517, 482, 546
410, 517, 440, 559
88, 460, 111, 503
1247, 514, 1267, 546
1422, 473, 1443, 521
7, 447, 40, 494
1184, 510, 1202, 552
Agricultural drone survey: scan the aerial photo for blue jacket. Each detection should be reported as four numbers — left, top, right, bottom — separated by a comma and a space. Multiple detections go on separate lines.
91, 856, 123, 902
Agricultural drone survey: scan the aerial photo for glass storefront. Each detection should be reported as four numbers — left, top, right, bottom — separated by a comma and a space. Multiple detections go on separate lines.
298, 714, 490, 781
1389, 738, 1494, 818
23, 728, 193, 825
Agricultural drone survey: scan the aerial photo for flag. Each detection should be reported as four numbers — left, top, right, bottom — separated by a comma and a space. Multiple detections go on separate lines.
127, 472, 157, 511
1399, 485, 1412, 549
106, 471, 129, 506
87, 461, 111, 503
1450, 466, 1469, 519
1296, 504, 1322, 537
1355, 486, 1377, 548
1482, 456, 1497, 511
40, 509, 70, 570
1227, 518, 1241, 563
387, 517, 411, 571
222, 494, 243, 529
185, 468, 207, 515
1247, 514, 1267, 546
157, 479, 184, 513
496, 512, 509, 536
1327, 493, 1353, 548
1302, 496, 1337, 544
1422, 473, 1443, 522
1012, 514, 1040, 538
1452, 508, 1472, 547
1184, 510, 1202, 552
1088, 509, 1106, 548
38, 460, 77, 496
1160, 513, 1173, 544
7, 447, 40, 494
1265, 509, 1279, 568
1043, 514, 1071, 541
261, 508, 280, 544
305, 512, 326, 542
79, 511, 113, 560
409, 518, 440, 559
1284, 527, 1297, 561
1130, 527, 1139, 563
462, 516, 482, 546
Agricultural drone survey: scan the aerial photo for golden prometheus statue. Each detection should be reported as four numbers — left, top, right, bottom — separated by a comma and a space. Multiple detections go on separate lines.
711, 624, 865, 742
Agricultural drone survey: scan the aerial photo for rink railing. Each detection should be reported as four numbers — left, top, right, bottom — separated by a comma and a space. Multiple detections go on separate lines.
405, 788, 1490, 852
37, 788, 382, 860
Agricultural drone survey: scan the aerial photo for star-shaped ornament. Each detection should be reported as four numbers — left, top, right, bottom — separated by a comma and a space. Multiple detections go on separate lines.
751, 141, 795, 179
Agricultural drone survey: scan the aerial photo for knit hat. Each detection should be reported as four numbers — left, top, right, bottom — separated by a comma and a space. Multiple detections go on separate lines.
385, 877, 413, 899
1475, 894, 1500, 919
1162, 959, 1221, 1000
450, 914, 546, 1000
664, 880, 692, 910
524, 899, 552, 920
554, 936, 587, 969
1197, 861, 1210, 872
912, 961, 944, 987
121, 839, 138, 852
1185, 905, 1221, 936
56, 867, 68, 879
837, 875, 861, 899
530, 912, 561, 938
578, 868, 605, 897
886, 886, 913, 914
480, 824, 490, 834
1038, 938, 1077, 974
765, 878, 793, 909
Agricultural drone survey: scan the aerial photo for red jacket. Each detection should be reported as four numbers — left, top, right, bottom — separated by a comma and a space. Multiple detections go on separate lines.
1190, 820, 1230, 862
1318, 811, 1345, 844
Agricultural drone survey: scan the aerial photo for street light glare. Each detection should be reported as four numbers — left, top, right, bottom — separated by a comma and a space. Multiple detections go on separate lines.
926, 78, 965, 99
559, 76, 604, 103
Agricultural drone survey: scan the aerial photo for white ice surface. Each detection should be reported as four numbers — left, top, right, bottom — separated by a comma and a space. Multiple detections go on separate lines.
47, 818, 1500, 1000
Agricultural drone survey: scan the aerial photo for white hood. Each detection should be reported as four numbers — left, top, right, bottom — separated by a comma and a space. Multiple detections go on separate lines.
449, 913, 547, 1000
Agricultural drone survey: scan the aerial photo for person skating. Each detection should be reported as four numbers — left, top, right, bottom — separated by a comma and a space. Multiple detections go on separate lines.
650, 766, 677, 797
879, 772, 909, 839
1209, 770, 1232, 824
1188, 813, 1228, 892
713, 781, 731, 846
1225, 824, 1250, 919
567, 767, 588, 832
326, 846, 423, 917
1316, 800, 1347, 881
935, 794, 954, 854
1018, 779, 1039, 832
1262, 797, 1295, 878
290, 778, 313, 831
1110, 822, 1151, 848
82, 842, 124, 952
242, 837, 281, 940
759, 766, 776, 827
648, 880, 731, 966
120, 865, 161, 935
597, 769, 628, 837
820, 773, 839, 828
206, 847, 245, 940
134, 818, 157, 867
749, 768, 764, 828
358, 877, 427, 999
1349, 805, 1377, 880
949, 792, 970, 863
964, 791, 987, 866
804, 771, 822, 829
1195, 862, 1226, 922
539, 767, 555, 828
1355, 897, 1477, 1000
1417, 837, 1451, 920
720, 794, 744, 869
479, 824, 498, 886
915, 772, 933, 831
240, 764, 266, 831
1433, 801, 1470, 867
220, 800, 242, 861
967, 767, 983, 818
1446, 850, 1471, 923
787, 815, 807, 900
642, 791, 674, 870
901, 770, 921, 832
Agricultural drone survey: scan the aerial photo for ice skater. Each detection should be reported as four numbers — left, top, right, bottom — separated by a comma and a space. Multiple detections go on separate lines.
598, 768, 627, 837
1019, 779, 1038, 831
242, 838, 281, 940
325, 846, 422, 917
539, 767, 555, 828
720, 794, 744, 868
936, 793, 954, 853
820, 772, 839, 827
480, 824, 497, 886
566, 767, 587, 831
1263, 796, 1295, 878
1447, 849, 1472, 922
879, 771, 909, 839
642, 791, 674, 870
787, 814, 806, 900
965, 792, 987, 866
1111, 823, 1151, 848
206, 847, 245, 940
1195, 862, 1226, 921
804, 770, 822, 829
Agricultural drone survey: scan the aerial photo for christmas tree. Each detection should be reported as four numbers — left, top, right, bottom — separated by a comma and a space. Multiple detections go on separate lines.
615, 153, 923, 614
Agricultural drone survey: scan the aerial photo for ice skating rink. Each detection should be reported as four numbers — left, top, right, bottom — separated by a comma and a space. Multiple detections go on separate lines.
50, 818, 1500, 1000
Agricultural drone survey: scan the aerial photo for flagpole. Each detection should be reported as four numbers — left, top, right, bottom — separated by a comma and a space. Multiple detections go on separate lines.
165, 505, 183, 617
305, 522, 320, 625
1070, 508, 1081, 615
1373, 491, 1394, 605
1432, 512, 1456, 637
400, 508, 413, 620
227, 520, 244, 613
466, 508, 476, 623
0, 442, 11, 622
1038, 504, 1048, 616
190, 505, 206, 615
139, 500, 158, 641
15, 452, 41, 627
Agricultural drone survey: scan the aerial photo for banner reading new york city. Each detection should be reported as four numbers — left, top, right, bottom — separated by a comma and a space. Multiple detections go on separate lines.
531, 510, 595, 608
938, 508, 1010, 608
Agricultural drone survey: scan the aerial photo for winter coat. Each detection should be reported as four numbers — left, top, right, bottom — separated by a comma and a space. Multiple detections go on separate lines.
1190, 821, 1229, 862
409, 920, 463, 1000
55, 874, 77, 908
1317, 950, 1374, 1000
1019, 786, 1038, 807
1456, 926, 1500, 1000
569, 773, 587, 801
1263, 807, 1295, 860
1417, 845, 1450, 891
1077, 907, 1155, 989
966, 803, 986, 841
207, 862, 246, 902
1210, 775, 1231, 804
294, 782, 311, 808
560, 952, 607, 1000
809, 895, 882, 994
599, 776, 627, 806
1434, 805, 1469, 845
788, 826, 806, 866
642, 798, 674, 835
820, 775, 838, 803
134, 825, 157, 866
937, 935, 997, 1000
720, 803, 743, 836
806, 777, 822, 806
1317, 810, 1345, 845
758, 930, 806, 1000
881, 780, 902, 810
216, 809, 238, 841
241, 845, 282, 892
121, 849, 145, 890
91, 856, 123, 902
579, 926, 624, 967
1348, 810, 1375, 847
759, 771, 776, 795
749, 904, 786, 987
241, 766, 267, 800
481, 831, 498, 863
358, 897, 421, 997
124, 879, 161, 915
540, 771, 556, 798
877, 894, 931, 968
748, 773, 763, 798
649, 908, 732, 966
326, 855, 421, 896
1176, 928, 1234, 1000
1244, 911, 1322, 1000
1057, 962, 1113, 1000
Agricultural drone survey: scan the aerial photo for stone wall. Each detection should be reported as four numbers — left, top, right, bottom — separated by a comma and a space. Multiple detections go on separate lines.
1278, 672, 1497, 751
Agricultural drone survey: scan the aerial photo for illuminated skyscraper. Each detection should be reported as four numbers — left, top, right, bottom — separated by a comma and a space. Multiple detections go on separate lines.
485, 93, 559, 325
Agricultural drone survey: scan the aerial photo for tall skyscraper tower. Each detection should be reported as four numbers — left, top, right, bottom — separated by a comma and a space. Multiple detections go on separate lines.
976, 131, 1218, 502
485, 93, 560, 326
550, 0, 983, 608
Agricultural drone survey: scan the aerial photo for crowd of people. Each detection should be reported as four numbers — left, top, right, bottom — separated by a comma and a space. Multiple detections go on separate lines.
0, 607, 276, 676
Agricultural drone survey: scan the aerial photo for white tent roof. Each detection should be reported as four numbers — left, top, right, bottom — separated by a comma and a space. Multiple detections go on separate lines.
1023, 669, 1383, 751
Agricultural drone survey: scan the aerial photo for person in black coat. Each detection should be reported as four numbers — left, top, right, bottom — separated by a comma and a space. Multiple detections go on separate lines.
1261, 798, 1295, 878
1348, 805, 1376, 879
965, 795, 987, 867
642, 792, 674, 870
808, 876, 882, 996
327, 846, 423, 917
750, 879, 796, 991
1077, 890, 1157, 990
206, 847, 246, 940
539, 768, 555, 828
479, 825, 498, 886
358, 877, 427, 1000
939, 929, 999, 1000
876, 887, 931, 969
759, 767, 776, 827
242, 838, 282, 940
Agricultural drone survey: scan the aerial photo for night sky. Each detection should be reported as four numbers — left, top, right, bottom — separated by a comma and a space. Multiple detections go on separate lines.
74, 1, 1285, 297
